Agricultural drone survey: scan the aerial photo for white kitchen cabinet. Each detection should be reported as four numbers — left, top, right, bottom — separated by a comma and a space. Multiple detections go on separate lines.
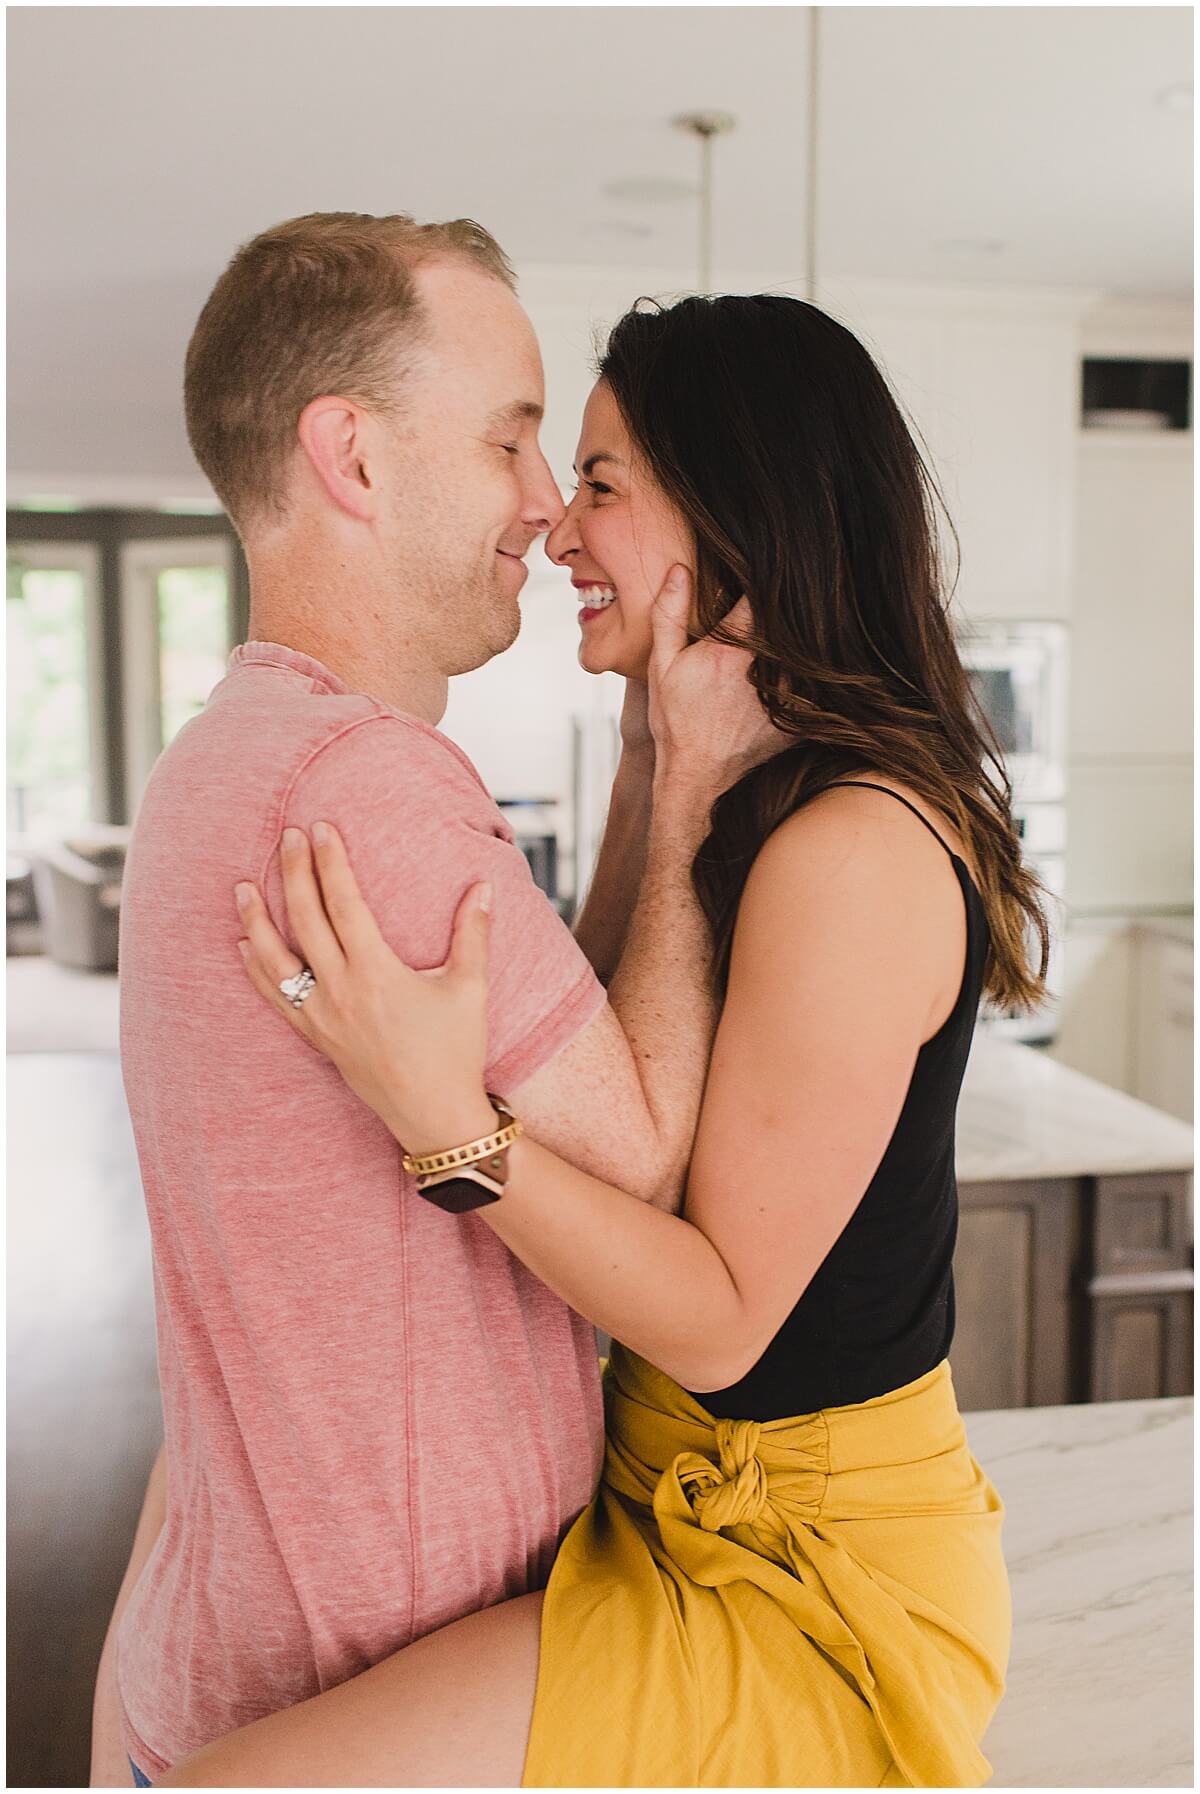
934, 316, 1077, 620
1071, 432, 1192, 762
837, 287, 1083, 623
1068, 299, 1193, 921
1053, 918, 1194, 1123
1052, 919, 1137, 1093
1066, 431, 1193, 916
528, 267, 1091, 629
1133, 927, 1194, 1123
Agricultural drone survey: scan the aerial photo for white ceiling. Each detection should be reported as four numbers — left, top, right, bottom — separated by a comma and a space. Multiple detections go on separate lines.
7, 5, 1193, 492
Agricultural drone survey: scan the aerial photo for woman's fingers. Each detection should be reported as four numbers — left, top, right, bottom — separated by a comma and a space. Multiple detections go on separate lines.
721, 594, 757, 646
238, 938, 311, 1028
233, 884, 322, 1037
308, 823, 389, 958
277, 828, 346, 983
444, 881, 492, 984
649, 565, 692, 674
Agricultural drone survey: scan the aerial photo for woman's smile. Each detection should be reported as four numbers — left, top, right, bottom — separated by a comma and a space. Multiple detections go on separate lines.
574, 580, 620, 626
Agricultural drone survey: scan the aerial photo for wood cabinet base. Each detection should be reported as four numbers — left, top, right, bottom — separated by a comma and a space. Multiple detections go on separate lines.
952, 1170, 1193, 1408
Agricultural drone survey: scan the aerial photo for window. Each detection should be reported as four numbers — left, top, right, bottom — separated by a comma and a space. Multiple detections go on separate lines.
6, 545, 103, 835
157, 565, 232, 748
120, 537, 236, 810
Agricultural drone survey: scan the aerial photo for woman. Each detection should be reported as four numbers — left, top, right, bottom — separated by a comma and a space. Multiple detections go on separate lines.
160, 294, 1045, 1788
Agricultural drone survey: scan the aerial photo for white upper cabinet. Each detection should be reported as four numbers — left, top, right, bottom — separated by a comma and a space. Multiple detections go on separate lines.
1072, 432, 1193, 760
525, 271, 1091, 633
831, 284, 1086, 624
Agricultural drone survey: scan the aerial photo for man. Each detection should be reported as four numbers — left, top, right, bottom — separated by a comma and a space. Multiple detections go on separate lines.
90, 213, 758, 1783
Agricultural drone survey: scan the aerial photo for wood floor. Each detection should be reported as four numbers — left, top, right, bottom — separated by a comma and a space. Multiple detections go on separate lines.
8, 1052, 162, 1790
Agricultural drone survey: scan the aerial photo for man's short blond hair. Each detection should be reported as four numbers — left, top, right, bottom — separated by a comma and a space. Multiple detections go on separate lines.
184, 212, 517, 531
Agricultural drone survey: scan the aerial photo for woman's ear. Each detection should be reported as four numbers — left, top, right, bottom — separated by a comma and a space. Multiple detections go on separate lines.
296, 396, 379, 523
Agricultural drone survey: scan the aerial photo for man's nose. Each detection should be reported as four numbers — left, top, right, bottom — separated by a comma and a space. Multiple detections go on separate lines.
524, 454, 566, 538
545, 501, 580, 566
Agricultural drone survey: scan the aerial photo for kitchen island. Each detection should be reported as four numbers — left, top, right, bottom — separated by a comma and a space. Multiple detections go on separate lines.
952, 1034, 1194, 1410
967, 1392, 1192, 1788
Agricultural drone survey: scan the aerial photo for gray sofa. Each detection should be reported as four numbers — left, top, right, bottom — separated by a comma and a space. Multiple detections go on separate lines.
28, 829, 130, 971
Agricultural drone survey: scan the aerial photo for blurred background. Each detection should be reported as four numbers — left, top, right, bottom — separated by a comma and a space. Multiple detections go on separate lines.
7, 6, 1193, 1788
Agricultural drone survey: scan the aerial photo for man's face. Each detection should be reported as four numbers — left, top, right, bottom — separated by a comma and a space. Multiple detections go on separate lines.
376, 261, 564, 675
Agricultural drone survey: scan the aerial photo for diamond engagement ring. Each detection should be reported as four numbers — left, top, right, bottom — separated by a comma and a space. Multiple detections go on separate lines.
279, 967, 317, 1009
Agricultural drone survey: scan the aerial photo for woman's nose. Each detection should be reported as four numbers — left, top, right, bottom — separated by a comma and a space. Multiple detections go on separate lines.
545, 503, 580, 566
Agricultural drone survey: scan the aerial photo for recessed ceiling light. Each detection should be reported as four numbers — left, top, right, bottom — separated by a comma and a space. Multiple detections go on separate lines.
934, 237, 1006, 256
602, 176, 697, 206
1157, 84, 1193, 116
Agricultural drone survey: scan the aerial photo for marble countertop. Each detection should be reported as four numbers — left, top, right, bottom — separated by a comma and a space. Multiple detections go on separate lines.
957, 1033, 1194, 1184
965, 1394, 1192, 1789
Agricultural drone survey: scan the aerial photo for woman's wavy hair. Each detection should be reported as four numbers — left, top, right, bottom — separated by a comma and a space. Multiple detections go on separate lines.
598, 294, 1048, 1010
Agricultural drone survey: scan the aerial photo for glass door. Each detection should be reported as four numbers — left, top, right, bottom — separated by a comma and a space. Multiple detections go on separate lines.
120, 537, 237, 813
6, 541, 105, 837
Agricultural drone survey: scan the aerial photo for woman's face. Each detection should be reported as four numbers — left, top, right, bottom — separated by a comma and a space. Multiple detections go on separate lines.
545, 381, 693, 680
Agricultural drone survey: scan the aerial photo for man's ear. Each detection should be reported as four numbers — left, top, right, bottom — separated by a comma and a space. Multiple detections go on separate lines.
296, 396, 379, 522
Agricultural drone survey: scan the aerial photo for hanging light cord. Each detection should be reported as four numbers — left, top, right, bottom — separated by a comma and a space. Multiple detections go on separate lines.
806, 6, 821, 301
673, 112, 736, 295
699, 127, 714, 294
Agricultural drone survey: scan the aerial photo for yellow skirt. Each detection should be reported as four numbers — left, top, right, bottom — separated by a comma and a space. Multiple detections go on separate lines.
523, 1344, 1010, 1788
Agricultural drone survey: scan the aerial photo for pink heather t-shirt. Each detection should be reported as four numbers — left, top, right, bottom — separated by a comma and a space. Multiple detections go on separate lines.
115, 642, 607, 1774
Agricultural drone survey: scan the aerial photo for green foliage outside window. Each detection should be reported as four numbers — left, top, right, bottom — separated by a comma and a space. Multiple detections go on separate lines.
157, 565, 230, 748
6, 562, 91, 834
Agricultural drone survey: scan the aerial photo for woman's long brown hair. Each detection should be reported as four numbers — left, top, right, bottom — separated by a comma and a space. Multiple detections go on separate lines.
598, 294, 1048, 1009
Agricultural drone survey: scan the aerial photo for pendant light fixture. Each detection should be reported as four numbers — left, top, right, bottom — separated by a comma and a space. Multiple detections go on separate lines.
672, 9, 820, 300
671, 111, 737, 293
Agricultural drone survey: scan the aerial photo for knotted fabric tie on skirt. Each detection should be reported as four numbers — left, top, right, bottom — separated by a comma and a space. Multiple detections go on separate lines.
522, 1343, 1010, 1788
674, 1417, 775, 1530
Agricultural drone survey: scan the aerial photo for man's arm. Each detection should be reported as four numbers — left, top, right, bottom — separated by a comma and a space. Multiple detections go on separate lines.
90, 1444, 167, 1787
513, 756, 719, 1212
506, 582, 783, 1216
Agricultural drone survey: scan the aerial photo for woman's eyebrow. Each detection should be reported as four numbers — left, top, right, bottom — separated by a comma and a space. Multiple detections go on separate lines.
575, 451, 624, 476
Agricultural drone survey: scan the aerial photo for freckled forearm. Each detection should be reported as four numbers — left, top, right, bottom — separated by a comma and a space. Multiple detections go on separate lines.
571, 751, 654, 986
602, 764, 722, 1206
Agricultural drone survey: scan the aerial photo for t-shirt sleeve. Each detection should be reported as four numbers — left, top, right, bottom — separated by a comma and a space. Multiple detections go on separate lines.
265, 714, 607, 1095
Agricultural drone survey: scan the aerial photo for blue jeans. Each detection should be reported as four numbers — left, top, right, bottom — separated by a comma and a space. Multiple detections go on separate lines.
129, 1758, 152, 1787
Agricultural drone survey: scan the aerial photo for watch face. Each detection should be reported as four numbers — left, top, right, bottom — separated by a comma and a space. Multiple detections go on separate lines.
417, 1176, 502, 1215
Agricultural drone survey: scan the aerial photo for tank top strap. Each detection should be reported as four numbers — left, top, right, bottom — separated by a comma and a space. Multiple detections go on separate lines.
820, 781, 961, 866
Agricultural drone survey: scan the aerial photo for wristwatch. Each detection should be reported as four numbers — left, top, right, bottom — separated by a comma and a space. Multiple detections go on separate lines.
415, 1100, 519, 1214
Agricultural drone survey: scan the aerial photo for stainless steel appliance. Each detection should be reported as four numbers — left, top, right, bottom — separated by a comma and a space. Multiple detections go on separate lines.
958, 621, 1068, 806
497, 798, 563, 912
958, 621, 1070, 1044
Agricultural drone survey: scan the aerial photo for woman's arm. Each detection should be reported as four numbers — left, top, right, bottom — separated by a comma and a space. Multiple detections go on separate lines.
236, 788, 962, 1390
90, 1443, 168, 1786
459, 794, 958, 1388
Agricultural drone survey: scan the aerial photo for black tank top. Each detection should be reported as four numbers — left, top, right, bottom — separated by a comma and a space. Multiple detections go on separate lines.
690, 782, 991, 1423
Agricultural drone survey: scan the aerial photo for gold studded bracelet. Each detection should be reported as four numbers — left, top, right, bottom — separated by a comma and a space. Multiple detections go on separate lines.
402, 1101, 523, 1180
